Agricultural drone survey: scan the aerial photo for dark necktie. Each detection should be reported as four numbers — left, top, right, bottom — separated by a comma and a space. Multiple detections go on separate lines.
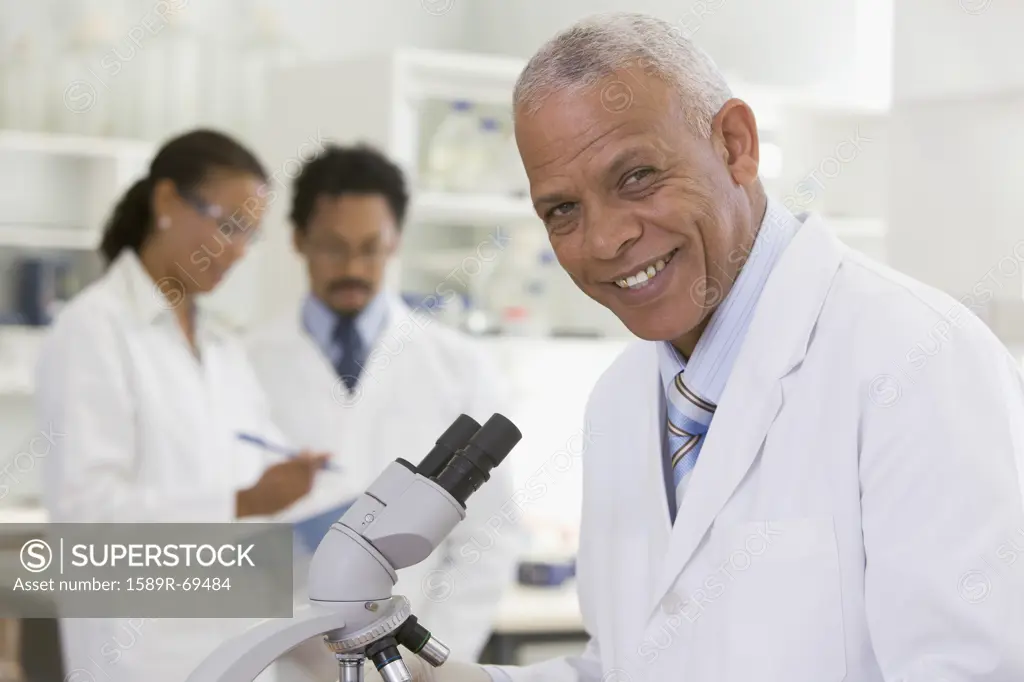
333, 315, 365, 392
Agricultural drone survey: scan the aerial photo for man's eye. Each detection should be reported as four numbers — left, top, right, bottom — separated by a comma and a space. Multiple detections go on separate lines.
623, 168, 654, 186
547, 202, 576, 219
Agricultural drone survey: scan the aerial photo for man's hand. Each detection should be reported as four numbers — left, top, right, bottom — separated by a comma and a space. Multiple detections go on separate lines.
236, 451, 330, 518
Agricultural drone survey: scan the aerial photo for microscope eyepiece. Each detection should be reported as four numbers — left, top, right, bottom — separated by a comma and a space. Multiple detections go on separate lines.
433, 413, 522, 506
466, 413, 522, 468
411, 414, 482, 479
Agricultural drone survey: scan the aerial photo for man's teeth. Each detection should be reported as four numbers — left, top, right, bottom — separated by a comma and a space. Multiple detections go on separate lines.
616, 259, 667, 289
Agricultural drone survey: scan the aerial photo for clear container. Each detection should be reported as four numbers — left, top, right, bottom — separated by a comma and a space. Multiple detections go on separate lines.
500, 133, 531, 198
489, 247, 556, 337
474, 117, 508, 194
2, 36, 50, 132
115, 10, 201, 140
523, 249, 556, 336
424, 100, 480, 192
54, 14, 113, 136
237, 2, 301, 140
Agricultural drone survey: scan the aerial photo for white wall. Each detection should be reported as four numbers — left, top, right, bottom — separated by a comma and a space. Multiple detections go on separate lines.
893, 0, 1024, 102
460, 0, 879, 96
253, 0, 469, 61
886, 0, 1024, 341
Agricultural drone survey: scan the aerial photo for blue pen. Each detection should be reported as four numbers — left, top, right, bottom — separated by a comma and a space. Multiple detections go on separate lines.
237, 433, 341, 472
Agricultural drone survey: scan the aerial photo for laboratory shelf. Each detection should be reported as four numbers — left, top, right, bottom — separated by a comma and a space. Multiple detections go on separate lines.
0, 129, 153, 159
409, 191, 537, 227
396, 47, 526, 106
0, 224, 99, 251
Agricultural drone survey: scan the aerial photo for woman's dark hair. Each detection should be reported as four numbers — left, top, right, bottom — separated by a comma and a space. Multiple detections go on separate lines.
100, 129, 268, 265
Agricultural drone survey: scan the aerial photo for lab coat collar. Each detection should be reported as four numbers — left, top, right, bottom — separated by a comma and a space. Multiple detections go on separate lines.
648, 210, 846, 614
107, 248, 177, 326
106, 248, 227, 343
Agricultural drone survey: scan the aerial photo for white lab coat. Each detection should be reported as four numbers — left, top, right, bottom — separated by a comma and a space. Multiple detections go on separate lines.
35, 250, 289, 682
492, 213, 1024, 682
245, 295, 520, 674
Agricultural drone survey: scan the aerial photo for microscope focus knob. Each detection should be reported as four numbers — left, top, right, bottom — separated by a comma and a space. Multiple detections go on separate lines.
323, 597, 413, 653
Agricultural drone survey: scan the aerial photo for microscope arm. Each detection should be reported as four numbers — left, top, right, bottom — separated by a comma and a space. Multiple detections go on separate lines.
185, 604, 349, 682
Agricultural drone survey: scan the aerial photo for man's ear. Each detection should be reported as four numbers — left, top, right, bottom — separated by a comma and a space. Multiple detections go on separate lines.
291, 227, 304, 254
712, 98, 760, 186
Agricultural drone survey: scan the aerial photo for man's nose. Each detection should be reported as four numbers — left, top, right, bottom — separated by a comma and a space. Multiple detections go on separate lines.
585, 204, 641, 261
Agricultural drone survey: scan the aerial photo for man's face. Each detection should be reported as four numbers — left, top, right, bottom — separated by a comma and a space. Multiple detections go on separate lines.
294, 194, 398, 316
515, 66, 761, 344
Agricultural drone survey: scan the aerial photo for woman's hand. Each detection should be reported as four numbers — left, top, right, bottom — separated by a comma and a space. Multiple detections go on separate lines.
236, 451, 331, 518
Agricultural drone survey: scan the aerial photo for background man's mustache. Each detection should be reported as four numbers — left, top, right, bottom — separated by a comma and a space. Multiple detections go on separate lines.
328, 279, 372, 292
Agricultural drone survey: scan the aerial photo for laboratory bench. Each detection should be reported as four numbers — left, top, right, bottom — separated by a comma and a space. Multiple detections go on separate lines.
0, 507, 586, 677
481, 583, 588, 666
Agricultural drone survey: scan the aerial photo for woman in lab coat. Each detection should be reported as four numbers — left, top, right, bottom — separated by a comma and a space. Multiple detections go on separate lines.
35, 129, 328, 682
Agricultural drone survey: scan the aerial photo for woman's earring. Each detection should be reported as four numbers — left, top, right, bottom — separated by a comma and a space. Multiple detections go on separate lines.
157, 215, 171, 230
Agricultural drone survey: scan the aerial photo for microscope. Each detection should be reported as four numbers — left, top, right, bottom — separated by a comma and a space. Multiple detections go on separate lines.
186, 413, 522, 682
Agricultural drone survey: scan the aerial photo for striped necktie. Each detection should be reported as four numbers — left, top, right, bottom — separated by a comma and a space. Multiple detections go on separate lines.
666, 371, 716, 512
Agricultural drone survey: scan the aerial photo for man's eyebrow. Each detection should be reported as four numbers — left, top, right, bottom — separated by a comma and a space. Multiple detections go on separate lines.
533, 191, 572, 212
606, 147, 655, 181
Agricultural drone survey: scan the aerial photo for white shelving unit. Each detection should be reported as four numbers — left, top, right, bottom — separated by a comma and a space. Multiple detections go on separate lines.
0, 225, 99, 251
0, 129, 153, 159
410, 191, 535, 227
257, 48, 560, 329
0, 128, 155, 396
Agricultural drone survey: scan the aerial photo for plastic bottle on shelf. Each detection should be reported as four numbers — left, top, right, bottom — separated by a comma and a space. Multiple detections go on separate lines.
523, 249, 556, 337
501, 133, 531, 198
238, 2, 301, 140
487, 247, 556, 338
424, 100, 480, 192
55, 14, 114, 136
2, 36, 50, 132
474, 117, 508, 194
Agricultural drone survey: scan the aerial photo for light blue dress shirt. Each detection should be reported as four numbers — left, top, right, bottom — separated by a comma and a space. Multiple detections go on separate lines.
301, 291, 390, 368
656, 196, 801, 511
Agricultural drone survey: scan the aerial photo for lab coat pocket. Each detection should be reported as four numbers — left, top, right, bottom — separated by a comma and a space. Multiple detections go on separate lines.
714, 516, 846, 682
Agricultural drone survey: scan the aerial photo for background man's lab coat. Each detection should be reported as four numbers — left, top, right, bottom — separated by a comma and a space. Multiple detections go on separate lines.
245, 294, 520, 673
488, 214, 1024, 682
35, 250, 287, 682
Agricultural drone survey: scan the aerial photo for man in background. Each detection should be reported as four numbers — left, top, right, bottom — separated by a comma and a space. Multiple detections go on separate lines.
245, 144, 519, 679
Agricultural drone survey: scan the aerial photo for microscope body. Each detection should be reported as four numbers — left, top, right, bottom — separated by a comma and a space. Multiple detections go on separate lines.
185, 413, 521, 682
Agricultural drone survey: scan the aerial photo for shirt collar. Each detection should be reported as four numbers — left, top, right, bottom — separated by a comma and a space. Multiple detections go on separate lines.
657, 196, 803, 404
302, 290, 390, 352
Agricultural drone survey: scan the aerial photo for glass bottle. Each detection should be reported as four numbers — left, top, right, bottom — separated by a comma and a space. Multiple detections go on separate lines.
238, 2, 301, 141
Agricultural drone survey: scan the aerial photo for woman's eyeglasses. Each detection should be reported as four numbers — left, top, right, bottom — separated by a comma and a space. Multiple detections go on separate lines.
179, 190, 261, 242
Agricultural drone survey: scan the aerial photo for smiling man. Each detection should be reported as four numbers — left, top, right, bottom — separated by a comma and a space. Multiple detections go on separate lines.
385, 11, 1024, 682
